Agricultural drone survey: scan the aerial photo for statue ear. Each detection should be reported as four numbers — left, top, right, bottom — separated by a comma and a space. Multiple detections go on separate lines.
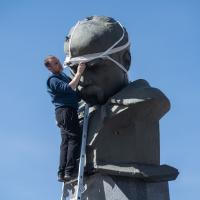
123, 50, 131, 70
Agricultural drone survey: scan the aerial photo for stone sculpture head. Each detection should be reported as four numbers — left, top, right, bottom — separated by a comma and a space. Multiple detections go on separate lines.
64, 16, 131, 105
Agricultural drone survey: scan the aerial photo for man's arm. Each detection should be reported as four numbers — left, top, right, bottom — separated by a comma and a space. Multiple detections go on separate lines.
48, 77, 74, 94
48, 63, 86, 93
68, 63, 86, 90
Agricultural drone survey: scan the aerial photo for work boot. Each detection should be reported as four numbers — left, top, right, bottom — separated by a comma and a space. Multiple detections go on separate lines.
64, 171, 78, 183
57, 172, 65, 182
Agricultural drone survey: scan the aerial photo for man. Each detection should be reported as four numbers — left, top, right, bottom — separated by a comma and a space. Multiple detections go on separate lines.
44, 55, 86, 182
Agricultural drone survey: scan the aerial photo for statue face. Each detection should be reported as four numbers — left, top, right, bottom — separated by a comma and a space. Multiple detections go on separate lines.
64, 16, 131, 105
70, 59, 128, 105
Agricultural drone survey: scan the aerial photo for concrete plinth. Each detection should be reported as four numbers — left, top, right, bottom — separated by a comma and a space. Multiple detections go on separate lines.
82, 173, 170, 200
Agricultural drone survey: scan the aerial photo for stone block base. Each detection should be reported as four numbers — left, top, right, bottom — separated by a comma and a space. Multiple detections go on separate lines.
81, 173, 170, 200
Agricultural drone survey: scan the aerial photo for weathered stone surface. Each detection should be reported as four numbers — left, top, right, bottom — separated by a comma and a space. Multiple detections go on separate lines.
65, 15, 178, 200
92, 163, 179, 182
86, 80, 170, 168
81, 173, 170, 200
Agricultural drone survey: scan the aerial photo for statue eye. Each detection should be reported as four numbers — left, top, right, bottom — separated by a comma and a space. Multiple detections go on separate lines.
86, 58, 104, 69
85, 63, 94, 69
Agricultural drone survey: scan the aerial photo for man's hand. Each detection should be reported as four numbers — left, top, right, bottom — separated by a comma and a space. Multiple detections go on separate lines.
77, 63, 86, 75
68, 63, 86, 90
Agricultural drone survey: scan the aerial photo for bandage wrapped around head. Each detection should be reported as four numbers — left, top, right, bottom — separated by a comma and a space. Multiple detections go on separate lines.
64, 16, 131, 105
64, 16, 131, 73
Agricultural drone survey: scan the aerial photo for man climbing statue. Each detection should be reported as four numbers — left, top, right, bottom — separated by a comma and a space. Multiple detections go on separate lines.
44, 55, 86, 182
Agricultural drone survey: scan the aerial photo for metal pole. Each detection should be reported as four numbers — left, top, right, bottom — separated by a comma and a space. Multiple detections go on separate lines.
75, 104, 90, 200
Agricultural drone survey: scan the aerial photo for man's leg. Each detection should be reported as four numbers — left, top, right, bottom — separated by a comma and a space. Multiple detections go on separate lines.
65, 134, 80, 177
55, 108, 70, 182
60, 107, 81, 180
58, 131, 69, 181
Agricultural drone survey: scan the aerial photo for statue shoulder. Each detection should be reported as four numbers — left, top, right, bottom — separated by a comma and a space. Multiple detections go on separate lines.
107, 79, 170, 120
109, 79, 169, 106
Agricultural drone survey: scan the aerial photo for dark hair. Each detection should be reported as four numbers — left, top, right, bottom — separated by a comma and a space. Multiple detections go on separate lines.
44, 55, 57, 67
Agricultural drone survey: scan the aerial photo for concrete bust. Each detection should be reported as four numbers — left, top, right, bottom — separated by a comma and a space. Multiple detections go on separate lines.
64, 16, 178, 183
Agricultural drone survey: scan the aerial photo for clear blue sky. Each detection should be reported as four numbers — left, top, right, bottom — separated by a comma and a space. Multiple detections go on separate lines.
0, 0, 199, 199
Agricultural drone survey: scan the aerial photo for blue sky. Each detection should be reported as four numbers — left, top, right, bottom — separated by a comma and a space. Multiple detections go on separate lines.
0, 0, 199, 199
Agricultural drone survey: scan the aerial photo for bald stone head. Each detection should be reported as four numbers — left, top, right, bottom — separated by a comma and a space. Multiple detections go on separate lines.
64, 16, 131, 105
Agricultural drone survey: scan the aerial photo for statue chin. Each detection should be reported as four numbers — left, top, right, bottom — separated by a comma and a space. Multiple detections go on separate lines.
79, 86, 106, 105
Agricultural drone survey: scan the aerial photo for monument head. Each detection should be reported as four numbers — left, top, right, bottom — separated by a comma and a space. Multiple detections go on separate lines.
64, 16, 131, 105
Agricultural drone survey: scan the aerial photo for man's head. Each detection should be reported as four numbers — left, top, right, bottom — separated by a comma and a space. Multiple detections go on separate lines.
44, 56, 63, 74
64, 16, 131, 105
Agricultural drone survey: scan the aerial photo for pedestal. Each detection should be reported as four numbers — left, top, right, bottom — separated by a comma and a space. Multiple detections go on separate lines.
82, 173, 170, 200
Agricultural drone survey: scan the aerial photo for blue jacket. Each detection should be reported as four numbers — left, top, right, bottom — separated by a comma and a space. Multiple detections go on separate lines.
47, 72, 80, 110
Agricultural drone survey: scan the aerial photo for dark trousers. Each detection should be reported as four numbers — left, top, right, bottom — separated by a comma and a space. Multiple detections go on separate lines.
55, 107, 81, 174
